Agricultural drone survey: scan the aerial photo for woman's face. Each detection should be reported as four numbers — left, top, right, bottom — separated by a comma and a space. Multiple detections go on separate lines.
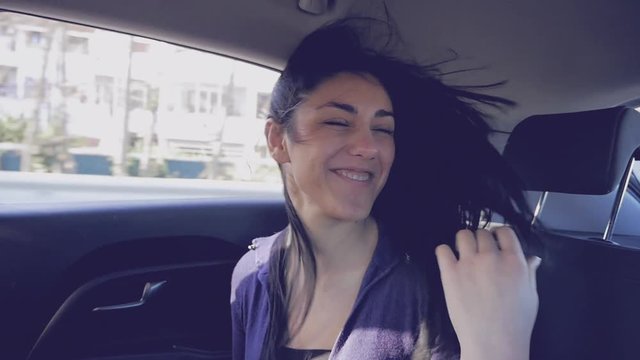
270, 72, 395, 223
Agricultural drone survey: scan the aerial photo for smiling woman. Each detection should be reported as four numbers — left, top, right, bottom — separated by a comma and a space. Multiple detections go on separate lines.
3, 2, 640, 360
230, 18, 540, 360
268, 73, 395, 223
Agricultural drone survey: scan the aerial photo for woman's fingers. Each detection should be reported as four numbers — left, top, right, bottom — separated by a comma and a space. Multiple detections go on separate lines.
455, 229, 499, 257
455, 229, 477, 257
435, 244, 457, 272
476, 229, 498, 254
494, 226, 524, 256
453, 227, 526, 257
527, 255, 542, 291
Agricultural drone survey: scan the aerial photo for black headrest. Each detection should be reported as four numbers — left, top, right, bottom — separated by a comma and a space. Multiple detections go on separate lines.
503, 107, 640, 195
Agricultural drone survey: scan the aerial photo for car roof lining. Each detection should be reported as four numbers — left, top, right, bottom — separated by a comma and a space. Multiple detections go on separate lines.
1, 0, 640, 139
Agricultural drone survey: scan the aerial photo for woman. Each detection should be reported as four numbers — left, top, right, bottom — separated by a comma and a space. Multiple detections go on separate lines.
230, 19, 541, 360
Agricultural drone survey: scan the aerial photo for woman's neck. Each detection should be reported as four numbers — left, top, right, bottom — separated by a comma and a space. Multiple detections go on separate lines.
297, 215, 379, 275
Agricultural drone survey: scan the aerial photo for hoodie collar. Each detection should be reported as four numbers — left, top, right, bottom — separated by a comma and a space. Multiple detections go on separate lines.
255, 225, 402, 288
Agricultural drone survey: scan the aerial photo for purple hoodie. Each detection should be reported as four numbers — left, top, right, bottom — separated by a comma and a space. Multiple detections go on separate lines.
230, 229, 439, 360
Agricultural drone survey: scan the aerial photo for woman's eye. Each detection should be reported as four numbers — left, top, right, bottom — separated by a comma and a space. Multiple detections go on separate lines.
374, 128, 394, 135
324, 120, 349, 127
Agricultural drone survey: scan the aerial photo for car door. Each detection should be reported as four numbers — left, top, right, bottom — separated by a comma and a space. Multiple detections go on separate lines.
1, 198, 288, 360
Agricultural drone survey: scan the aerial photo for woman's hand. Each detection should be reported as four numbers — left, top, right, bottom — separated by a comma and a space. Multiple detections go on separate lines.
435, 227, 541, 360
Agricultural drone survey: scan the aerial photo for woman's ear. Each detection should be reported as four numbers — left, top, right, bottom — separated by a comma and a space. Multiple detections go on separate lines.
265, 118, 290, 164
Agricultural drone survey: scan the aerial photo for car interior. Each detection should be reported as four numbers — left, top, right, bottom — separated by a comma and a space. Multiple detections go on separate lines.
0, 1, 639, 359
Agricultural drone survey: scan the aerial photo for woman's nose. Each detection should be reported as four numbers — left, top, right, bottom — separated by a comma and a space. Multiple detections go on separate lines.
348, 128, 379, 159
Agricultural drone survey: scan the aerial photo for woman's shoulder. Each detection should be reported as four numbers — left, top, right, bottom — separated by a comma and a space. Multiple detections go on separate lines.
230, 229, 284, 303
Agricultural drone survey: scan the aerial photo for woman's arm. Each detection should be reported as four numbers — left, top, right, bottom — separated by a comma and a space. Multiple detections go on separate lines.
435, 227, 541, 360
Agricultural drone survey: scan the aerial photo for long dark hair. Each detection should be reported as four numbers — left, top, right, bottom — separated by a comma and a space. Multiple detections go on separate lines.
262, 18, 539, 359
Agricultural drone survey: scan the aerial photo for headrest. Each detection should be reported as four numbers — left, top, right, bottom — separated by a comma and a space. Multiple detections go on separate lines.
503, 107, 640, 195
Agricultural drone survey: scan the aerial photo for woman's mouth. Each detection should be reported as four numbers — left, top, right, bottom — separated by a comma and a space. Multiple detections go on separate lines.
333, 169, 372, 182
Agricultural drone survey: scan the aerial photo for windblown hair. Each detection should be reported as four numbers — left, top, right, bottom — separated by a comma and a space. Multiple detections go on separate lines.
262, 18, 539, 359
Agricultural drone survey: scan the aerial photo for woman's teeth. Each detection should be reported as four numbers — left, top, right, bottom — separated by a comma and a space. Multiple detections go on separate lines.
335, 169, 371, 181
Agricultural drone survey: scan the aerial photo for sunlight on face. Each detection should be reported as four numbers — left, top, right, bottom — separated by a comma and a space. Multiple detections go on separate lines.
282, 72, 395, 223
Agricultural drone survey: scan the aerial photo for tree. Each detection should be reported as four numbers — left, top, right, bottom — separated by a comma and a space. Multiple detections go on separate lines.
0, 115, 26, 143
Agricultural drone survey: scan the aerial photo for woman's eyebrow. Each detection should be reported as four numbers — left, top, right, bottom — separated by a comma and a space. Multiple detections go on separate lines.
317, 101, 356, 113
374, 109, 394, 118
317, 101, 394, 117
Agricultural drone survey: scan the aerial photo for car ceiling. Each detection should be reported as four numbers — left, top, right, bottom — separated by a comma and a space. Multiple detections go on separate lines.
1, 0, 640, 138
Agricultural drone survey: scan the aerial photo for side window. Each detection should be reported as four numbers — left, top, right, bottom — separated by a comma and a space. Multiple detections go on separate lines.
0, 12, 281, 203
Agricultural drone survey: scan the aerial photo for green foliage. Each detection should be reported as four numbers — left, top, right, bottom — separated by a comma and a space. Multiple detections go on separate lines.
0, 116, 27, 143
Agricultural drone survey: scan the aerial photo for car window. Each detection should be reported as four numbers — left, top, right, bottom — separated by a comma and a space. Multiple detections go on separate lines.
0, 12, 282, 204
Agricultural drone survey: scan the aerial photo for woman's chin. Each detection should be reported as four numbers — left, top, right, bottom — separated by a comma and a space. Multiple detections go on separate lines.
327, 204, 373, 223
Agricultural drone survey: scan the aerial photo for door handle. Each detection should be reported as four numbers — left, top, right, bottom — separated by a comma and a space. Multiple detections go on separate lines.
92, 280, 167, 312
